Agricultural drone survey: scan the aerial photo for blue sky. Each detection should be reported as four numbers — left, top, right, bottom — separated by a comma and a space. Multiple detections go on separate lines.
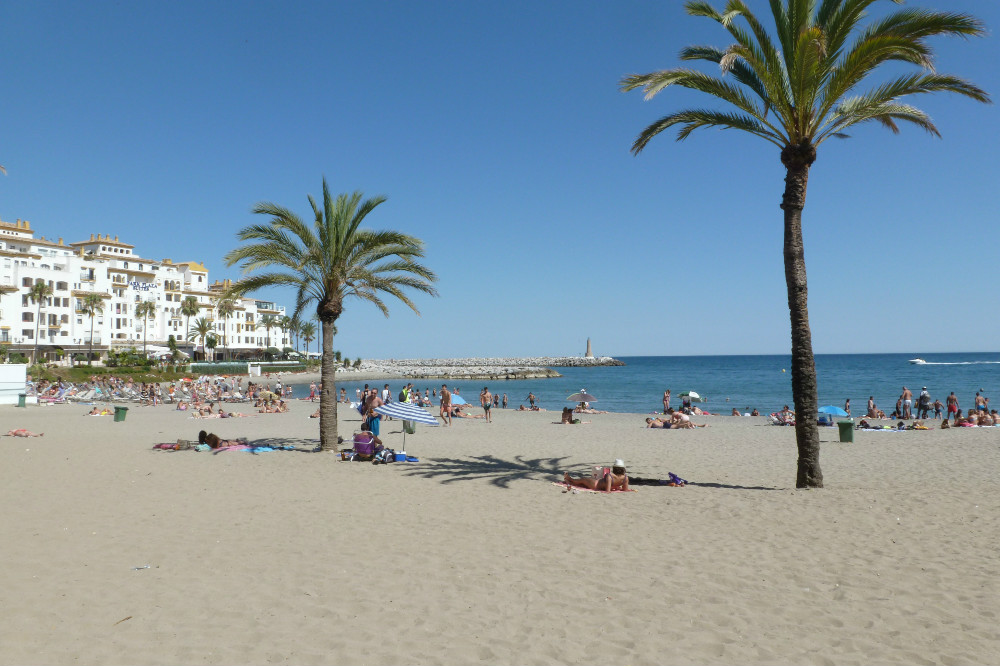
3, 1, 998, 358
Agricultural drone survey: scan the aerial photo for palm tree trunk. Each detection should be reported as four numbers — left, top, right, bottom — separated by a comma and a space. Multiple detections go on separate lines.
89, 316, 95, 366
33, 303, 42, 364
781, 144, 823, 489
319, 317, 339, 452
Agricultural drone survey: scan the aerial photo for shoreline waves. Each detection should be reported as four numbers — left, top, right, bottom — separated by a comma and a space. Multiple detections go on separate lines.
1, 401, 998, 664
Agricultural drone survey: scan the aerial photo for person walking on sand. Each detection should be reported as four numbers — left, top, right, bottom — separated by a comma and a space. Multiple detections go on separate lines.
867, 396, 876, 418
481, 387, 493, 423
502, 393, 508, 409
901, 386, 913, 419
440, 384, 452, 426
844, 398, 851, 417
663, 389, 671, 413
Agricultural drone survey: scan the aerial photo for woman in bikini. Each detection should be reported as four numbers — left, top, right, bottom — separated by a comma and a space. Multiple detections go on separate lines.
563, 461, 629, 491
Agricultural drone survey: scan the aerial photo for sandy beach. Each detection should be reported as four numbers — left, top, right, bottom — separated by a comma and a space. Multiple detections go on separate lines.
2, 397, 999, 665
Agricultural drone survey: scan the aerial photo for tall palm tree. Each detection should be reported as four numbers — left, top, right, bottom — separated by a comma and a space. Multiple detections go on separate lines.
289, 315, 302, 353
216, 297, 236, 361
621, 0, 988, 488
300, 321, 316, 356
28, 281, 53, 364
225, 180, 438, 451
180, 296, 200, 344
188, 316, 213, 361
279, 315, 292, 352
80, 293, 105, 365
134, 300, 157, 356
259, 314, 277, 350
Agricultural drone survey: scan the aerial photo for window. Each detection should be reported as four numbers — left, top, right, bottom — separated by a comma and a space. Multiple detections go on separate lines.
22, 277, 31, 287
22, 312, 33, 322
22, 329, 33, 339
56, 281, 68, 291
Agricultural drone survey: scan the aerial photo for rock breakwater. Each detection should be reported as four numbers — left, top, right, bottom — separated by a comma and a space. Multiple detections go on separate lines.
336, 356, 624, 380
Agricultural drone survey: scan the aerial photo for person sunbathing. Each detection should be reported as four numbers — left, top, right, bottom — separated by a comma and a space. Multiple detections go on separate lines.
574, 407, 608, 414
563, 460, 629, 492
86, 406, 110, 416
176, 401, 189, 411
645, 417, 671, 429
6, 429, 43, 437
670, 411, 707, 428
197, 430, 247, 449
453, 406, 485, 418
310, 409, 320, 418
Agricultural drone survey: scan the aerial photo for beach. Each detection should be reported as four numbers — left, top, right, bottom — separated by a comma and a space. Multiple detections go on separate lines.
2, 399, 999, 665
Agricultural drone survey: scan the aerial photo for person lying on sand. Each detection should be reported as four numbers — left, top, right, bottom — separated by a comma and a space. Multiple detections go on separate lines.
310, 409, 320, 418
563, 460, 629, 492
517, 405, 546, 411
645, 417, 671, 429
198, 430, 248, 449
573, 407, 608, 414
86, 407, 111, 416
670, 411, 708, 428
6, 429, 43, 437
452, 406, 485, 419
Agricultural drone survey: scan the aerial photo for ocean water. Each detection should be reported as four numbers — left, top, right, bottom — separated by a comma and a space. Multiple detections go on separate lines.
287, 353, 1000, 416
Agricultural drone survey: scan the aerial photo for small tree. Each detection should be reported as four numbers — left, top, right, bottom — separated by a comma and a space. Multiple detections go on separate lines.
28, 281, 53, 364
80, 293, 105, 366
206, 335, 218, 361
135, 300, 157, 356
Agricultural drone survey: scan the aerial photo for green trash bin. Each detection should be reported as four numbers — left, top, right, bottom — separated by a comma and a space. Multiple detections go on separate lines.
17, 393, 26, 408
837, 420, 854, 443
114, 406, 129, 422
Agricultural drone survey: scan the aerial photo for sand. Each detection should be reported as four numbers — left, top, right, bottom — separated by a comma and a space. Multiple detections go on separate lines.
2, 397, 999, 665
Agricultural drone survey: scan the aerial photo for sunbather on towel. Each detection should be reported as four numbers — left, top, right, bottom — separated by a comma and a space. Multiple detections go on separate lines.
6, 429, 43, 437
645, 417, 672, 429
563, 460, 629, 492
198, 430, 247, 449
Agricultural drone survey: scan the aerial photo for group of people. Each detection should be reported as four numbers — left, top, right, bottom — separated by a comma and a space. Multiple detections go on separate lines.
863, 387, 989, 421
645, 409, 708, 429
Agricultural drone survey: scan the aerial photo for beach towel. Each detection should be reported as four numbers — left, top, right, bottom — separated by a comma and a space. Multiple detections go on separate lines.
552, 482, 636, 493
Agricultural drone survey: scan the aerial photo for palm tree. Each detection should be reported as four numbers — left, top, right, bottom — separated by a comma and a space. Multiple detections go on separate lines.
180, 296, 200, 343
621, 1, 988, 488
134, 300, 157, 356
289, 315, 302, 353
188, 316, 213, 361
80, 293, 105, 365
216, 297, 236, 361
28, 281, 53, 364
259, 314, 277, 350
300, 321, 316, 356
279, 315, 292, 352
225, 180, 438, 451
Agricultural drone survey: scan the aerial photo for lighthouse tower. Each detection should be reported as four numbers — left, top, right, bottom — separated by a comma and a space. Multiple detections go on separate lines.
585, 338, 594, 358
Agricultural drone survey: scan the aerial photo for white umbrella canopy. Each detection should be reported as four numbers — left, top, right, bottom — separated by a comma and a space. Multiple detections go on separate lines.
678, 391, 705, 403
567, 391, 598, 403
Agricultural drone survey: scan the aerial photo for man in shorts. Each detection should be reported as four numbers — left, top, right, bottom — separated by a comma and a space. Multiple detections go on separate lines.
947, 392, 959, 419
901, 386, 912, 419
481, 387, 493, 423
440, 384, 452, 426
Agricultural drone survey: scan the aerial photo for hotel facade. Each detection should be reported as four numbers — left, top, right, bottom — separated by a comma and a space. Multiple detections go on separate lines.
0, 217, 288, 361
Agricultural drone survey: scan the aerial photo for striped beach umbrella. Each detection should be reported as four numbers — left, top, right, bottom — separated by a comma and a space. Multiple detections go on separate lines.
374, 401, 439, 449
374, 402, 439, 425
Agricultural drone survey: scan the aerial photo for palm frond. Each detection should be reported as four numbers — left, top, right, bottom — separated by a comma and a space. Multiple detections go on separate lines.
632, 109, 785, 153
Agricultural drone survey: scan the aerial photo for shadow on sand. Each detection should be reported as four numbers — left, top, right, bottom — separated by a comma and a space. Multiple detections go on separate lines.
400, 454, 573, 488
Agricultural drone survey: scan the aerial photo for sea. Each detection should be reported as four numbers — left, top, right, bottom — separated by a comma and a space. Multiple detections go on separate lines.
285, 353, 1000, 416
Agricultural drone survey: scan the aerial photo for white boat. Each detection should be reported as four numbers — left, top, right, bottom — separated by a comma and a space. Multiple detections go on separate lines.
909, 358, 926, 365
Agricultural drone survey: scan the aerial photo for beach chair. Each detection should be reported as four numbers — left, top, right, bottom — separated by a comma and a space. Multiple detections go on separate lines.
347, 432, 381, 461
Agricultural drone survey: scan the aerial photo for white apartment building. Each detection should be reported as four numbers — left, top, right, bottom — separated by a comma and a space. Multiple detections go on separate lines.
0, 217, 289, 361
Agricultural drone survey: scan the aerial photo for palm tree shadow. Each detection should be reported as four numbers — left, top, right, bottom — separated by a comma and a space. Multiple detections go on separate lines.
686, 481, 781, 491
400, 454, 573, 488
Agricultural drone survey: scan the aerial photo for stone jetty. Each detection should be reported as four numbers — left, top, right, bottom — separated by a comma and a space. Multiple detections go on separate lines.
334, 356, 625, 380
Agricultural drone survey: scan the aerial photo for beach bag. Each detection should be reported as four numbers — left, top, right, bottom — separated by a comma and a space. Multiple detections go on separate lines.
399, 390, 406, 402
